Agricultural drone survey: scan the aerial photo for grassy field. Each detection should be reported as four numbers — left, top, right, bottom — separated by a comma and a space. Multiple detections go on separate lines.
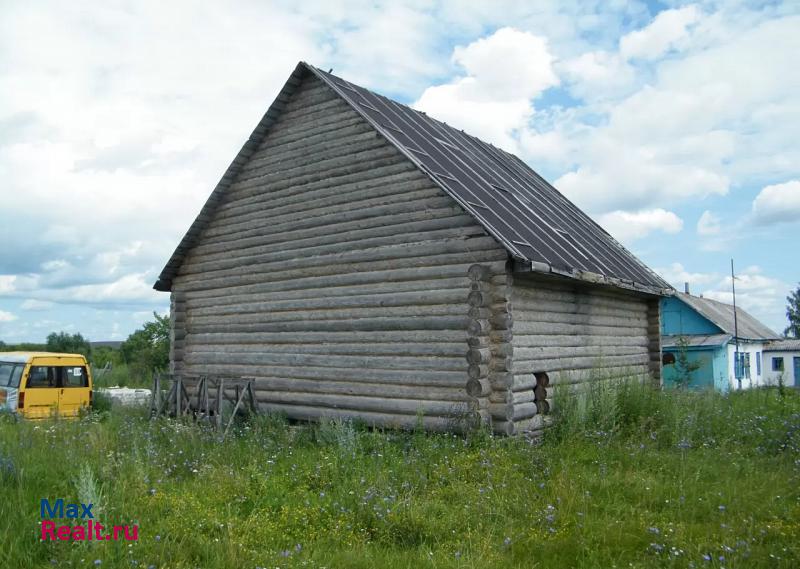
1, 383, 798, 568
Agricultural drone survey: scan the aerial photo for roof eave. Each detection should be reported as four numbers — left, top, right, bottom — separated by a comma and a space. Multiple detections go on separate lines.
511, 259, 673, 297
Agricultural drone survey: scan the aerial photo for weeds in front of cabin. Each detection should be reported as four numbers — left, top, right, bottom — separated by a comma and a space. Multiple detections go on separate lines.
0, 385, 798, 568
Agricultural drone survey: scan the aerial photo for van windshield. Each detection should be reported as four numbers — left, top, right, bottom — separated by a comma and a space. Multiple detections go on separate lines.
0, 362, 23, 388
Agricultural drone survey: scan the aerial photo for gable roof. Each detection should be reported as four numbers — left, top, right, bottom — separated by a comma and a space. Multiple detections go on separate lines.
675, 292, 779, 340
154, 62, 672, 294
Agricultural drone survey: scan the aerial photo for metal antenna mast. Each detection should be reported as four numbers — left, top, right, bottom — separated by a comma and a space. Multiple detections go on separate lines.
731, 258, 741, 390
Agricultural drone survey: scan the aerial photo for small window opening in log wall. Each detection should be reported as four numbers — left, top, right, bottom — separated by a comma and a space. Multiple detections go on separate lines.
662, 352, 676, 366
534, 371, 550, 415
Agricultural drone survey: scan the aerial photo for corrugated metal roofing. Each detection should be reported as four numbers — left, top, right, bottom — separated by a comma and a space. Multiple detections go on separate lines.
154, 62, 672, 294
662, 334, 732, 349
676, 292, 779, 340
764, 339, 800, 352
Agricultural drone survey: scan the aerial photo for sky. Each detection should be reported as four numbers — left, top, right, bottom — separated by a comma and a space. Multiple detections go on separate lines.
1, 0, 798, 343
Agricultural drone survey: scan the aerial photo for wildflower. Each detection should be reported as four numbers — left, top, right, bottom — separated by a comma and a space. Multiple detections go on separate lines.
503, 536, 512, 547
94, 561, 102, 566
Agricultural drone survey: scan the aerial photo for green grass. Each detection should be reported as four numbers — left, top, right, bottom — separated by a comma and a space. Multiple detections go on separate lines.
0, 384, 798, 568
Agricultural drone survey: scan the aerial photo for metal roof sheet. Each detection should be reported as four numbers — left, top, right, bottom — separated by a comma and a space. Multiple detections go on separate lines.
675, 292, 780, 340
662, 334, 732, 349
764, 339, 800, 352
154, 62, 672, 294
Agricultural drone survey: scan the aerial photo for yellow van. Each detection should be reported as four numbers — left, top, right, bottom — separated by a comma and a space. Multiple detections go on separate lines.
0, 352, 93, 418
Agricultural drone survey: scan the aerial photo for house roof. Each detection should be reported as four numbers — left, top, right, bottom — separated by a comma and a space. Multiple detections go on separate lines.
676, 292, 779, 340
662, 334, 732, 349
764, 339, 800, 352
153, 62, 672, 295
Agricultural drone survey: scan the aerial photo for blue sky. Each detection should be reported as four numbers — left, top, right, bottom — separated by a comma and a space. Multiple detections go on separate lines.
1, 0, 798, 342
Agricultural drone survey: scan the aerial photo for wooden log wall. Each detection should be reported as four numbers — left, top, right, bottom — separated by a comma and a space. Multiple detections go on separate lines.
509, 273, 660, 429
169, 73, 508, 430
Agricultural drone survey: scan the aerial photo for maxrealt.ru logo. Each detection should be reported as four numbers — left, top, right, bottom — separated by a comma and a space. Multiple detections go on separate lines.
40, 499, 138, 541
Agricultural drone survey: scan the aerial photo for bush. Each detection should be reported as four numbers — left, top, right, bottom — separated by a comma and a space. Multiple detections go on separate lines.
46, 331, 92, 358
120, 313, 169, 381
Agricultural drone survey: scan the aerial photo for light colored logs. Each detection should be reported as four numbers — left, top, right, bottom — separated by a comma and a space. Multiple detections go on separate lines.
185, 316, 469, 334
181, 364, 468, 387
465, 378, 491, 397
177, 260, 507, 301
245, 403, 476, 433
183, 351, 468, 372
187, 288, 469, 317
184, 342, 465, 357
187, 330, 468, 345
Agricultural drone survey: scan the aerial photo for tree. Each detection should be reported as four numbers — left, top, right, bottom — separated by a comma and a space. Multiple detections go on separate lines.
674, 335, 701, 388
785, 283, 800, 338
46, 331, 91, 357
120, 313, 170, 378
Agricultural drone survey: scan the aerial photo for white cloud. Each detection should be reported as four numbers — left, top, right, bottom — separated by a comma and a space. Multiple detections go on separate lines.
551, 11, 800, 213
0, 276, 16, 295
697, 210, 721, 235
21, 299, 55, 311
414, 27, 559, 152
619, 5, 700, 60
752, 180, 800, 225
597, 208, 683, 243
560, 50, 636, 101
0, 310, 17, 323
702, 266, 789, 331
655, 262, 720, 290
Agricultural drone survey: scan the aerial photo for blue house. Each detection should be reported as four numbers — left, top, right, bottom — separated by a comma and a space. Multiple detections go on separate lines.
661, 289, 779, 391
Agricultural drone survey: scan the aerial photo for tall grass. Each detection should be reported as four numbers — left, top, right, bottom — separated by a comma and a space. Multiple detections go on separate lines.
0, 385, 798, 568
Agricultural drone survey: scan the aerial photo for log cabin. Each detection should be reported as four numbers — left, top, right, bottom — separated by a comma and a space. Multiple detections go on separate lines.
153, 62, 672, 435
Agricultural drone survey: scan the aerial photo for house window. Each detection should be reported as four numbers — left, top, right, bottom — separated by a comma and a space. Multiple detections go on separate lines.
756, 352, 761, 376
735, 352, 751, 380
772, 357, 784, 372
662, 352, 676, 365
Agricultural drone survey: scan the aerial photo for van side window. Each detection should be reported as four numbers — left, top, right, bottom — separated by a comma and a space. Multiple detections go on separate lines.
0, 363, 22, 387
27, 366, 57, 388
61, 366, 88, 388
9, 365, 23, 388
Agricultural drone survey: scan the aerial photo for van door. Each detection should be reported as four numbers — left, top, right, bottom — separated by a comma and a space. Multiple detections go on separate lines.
22, 366, 59, 418
58, 365, 90, 416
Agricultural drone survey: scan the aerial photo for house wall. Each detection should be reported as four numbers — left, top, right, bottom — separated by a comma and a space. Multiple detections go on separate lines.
761, 351, 800, 387
712, 346, 729, 392
661, 297, 722, 335
507, 273, 659, 434
662, 347, 716, 389
169, 73, 509, 431
725, 342, 766, 390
